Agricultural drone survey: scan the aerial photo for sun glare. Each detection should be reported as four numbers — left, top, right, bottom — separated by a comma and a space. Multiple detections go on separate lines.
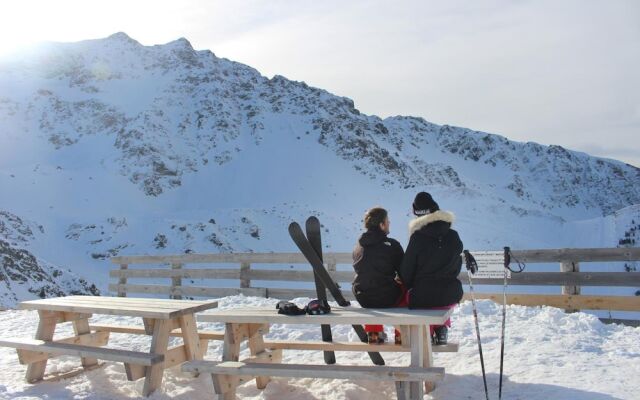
0, 1, 99, 58
0, 0, 186, 59
0, 2, 47, 58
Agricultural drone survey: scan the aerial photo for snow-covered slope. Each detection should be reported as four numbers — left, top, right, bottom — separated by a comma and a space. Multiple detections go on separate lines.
0, 297, 638, 399
0, 211, 99, 307
0, 33, 638, 304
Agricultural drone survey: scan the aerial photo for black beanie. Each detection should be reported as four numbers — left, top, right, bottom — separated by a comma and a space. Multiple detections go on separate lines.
412, 192, 439, 216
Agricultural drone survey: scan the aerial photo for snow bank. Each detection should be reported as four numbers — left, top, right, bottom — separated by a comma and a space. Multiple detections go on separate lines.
0, 297, 637, 399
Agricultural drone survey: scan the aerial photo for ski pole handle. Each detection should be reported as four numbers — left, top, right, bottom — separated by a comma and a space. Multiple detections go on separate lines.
504, 246, 511, 270
463, 250, 478, 274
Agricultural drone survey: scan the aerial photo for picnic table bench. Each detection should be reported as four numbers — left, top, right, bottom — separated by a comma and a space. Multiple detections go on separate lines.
183, 306, 455, 400
0, 295, 217, 396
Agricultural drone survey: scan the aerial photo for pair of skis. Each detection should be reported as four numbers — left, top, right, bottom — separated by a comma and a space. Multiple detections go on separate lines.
289, 217, 385, 366
464, 247, 520, 400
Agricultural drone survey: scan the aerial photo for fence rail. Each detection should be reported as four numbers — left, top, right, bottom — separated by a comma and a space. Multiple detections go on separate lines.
109, 248, 640, 317
108, 269, 640, 287
111, 247, 640, 265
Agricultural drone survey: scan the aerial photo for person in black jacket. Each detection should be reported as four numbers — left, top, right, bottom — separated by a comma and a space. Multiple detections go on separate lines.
399, 192, 463, 344
352, 207, 404, 343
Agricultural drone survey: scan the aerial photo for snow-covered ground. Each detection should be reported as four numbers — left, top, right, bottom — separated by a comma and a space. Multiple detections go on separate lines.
0, 296, 637, 400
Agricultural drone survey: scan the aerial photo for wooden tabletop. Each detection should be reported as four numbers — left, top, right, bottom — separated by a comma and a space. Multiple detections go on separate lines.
19, 296, 218, 319
198, 307, 452, 325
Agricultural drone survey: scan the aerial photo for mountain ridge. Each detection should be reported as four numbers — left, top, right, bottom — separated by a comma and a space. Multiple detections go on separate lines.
0, 32, 638, 306
1, 32, 637, 213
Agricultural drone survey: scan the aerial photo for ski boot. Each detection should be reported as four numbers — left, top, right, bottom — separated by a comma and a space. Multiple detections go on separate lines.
434, 326, 448, 345
367, 331, 387, 344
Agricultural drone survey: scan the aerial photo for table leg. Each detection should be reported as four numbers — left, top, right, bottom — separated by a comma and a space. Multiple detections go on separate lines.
142, 319, 171, 397
395, 325, 410, 400
142, 318, 155, 335
178, 314, 203, 379
222, 323, 247, 362
73, 317, 98, 369
395, 381, 408, 400
179, 314, 204, 360
423, 325, 436, 393
248, 323, 274, 389
398, 325, 411, 349
409, 325, 425, 400
218, 323, 248, 400
212, 375, 242, 400
26, 310, 60, 383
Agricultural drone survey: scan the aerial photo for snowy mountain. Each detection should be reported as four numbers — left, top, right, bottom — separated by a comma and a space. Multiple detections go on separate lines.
0, 211, 99, 307
0, 32, 638, 306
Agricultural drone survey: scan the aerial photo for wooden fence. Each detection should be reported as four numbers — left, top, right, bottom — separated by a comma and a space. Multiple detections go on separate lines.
110, 248, 640, 325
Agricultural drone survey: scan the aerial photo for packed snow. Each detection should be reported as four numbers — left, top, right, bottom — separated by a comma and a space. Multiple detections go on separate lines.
0, 296, 637, 399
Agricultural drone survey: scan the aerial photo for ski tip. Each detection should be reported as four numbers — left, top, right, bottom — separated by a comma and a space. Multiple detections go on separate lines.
305, 216, 320, 230
288, 221, 300, 231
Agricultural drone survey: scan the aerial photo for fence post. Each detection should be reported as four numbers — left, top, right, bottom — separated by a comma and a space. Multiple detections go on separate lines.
560, 261, 580, 312
327, 262, 337, 280
117, 264, 128, 297
240, 262, 251, 291
171, 263, 183, 300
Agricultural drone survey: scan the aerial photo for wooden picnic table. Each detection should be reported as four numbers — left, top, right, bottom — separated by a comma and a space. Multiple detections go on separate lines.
0, 295, 218, 396
185, 306, 454, 400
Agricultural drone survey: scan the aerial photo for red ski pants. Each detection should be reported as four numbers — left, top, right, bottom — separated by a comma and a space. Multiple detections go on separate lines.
364, 286, 455, 336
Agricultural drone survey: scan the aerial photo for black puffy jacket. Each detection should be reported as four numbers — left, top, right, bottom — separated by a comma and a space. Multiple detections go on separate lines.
352, 229, 404, 308
399, 211, 463, 308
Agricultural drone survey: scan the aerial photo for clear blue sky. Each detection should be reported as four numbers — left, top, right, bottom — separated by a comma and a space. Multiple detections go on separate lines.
2, 0, 638, 167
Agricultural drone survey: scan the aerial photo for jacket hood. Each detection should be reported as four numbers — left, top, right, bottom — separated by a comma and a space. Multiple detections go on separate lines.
358, 229, 388, 246
408, 210, 455, 236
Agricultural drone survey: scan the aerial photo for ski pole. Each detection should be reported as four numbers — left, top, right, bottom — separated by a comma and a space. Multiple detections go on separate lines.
499, 247, 526, 399
463, 250, 490, 400
499, 247, 509, 400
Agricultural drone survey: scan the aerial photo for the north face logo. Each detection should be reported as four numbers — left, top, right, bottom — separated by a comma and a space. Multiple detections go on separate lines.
384, 241, 391, 246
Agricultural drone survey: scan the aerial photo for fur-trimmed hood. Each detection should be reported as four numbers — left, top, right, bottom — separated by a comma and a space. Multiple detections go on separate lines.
408, 210, 455, 236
